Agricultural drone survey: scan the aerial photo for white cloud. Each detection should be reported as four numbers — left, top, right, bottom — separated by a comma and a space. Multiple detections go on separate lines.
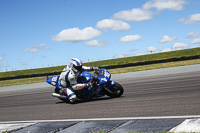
86, 40, 109, 47
136, 53, 145, 56
113, 54, 131, 59
112, 0, 186, 22
112, 0, 187, 22
24, 47, 38, 53
187, 32, 199, 38
147, 46, 157, 53
113, 8, 153, 22
172, 43, 189, 50
118, 54, 131, 58
143, 0, 187, 12
20, 62, 28, 66
192, 38, 200, 45
160, 48, 172, 52
38, 43, 49, 50
0, 57, 3, 61
118, 34, 142, 42
96, 19, 130, 31
51, 27, 101, 42
129, 49, 138, 52
0, 63, 10, 69
159, 35, 177, 43
179, 13, 200, 24
24, 43, 49, 53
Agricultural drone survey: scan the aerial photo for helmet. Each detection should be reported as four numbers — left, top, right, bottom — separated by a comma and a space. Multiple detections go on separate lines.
70, 58, 82, 72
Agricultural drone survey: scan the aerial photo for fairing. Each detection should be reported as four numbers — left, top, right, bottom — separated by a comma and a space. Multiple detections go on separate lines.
46, 75, 60, 88
46, 68, 116, 98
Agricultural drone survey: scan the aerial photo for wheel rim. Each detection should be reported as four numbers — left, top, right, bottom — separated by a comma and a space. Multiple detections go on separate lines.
112, 86, 121, 96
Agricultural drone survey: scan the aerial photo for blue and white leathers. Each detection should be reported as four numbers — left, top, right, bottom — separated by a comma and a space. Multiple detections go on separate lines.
59, 58, 93, 102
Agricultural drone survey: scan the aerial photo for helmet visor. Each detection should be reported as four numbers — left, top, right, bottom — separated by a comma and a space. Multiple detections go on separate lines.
73, 64, 82, 71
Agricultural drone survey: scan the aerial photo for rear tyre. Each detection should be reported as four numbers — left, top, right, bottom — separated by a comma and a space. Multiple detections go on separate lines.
54, 87, 68, 102
104, 82, 124, 98
54, 87, 60, 94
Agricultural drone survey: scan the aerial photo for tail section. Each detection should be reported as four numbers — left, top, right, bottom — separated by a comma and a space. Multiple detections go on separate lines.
46, 75, 60, 88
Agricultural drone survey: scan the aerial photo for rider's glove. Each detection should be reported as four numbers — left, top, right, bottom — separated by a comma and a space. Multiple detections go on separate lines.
92, 66, 99, 71
84, 82, 92, 88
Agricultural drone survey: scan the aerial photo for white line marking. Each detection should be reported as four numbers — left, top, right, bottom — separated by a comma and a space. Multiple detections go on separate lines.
1, 115, 200, 124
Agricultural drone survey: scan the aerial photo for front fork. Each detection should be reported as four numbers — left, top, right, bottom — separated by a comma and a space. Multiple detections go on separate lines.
103, 80, 116, 90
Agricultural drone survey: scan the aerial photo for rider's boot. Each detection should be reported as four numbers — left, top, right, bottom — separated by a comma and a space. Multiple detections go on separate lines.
63, 88, 78, 103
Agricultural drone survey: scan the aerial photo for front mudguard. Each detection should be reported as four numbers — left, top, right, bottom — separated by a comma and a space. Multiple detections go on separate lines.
111, 80, 116, 86
102, 80, 116, 90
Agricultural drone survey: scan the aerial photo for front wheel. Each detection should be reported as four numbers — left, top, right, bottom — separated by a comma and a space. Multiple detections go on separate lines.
104, 82, 124, 98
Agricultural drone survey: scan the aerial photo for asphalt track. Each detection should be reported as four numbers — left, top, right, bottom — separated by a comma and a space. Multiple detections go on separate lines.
0, 65, 200, 122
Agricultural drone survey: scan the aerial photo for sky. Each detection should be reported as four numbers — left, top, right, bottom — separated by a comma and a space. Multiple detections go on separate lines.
0, 0, 200, 72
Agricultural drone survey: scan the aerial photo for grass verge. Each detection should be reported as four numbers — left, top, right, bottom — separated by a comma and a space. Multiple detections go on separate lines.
1, 59, 200, 87
0, 76, 46, 87
108, 58, 200, 74
0, 47, 200, 78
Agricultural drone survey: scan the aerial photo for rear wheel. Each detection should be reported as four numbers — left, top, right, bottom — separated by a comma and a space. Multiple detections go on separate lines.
54, 87, 68, 102
104, 82, 124, 98
54, 87, 60, 94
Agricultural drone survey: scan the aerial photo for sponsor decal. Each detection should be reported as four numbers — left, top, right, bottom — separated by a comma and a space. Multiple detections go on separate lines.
76, 84, 84, 89
51, 82, 56, 85
101, 78, 107, 82
104, 71, 110, 78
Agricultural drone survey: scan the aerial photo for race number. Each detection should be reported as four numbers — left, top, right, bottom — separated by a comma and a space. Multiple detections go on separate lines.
52, 76, 58, 81
104, 71, 110, 78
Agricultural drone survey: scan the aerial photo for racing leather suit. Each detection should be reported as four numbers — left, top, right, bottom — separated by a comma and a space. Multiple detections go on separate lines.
58, 65, 94, 102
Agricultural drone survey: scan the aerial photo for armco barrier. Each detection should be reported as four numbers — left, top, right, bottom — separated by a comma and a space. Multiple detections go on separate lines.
0, 55, 200, 81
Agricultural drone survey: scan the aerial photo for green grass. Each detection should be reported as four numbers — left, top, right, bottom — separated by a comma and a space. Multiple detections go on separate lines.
83, 47, 200, 67
108, 58, 200, 74
0, 47, 200, 78
1, 59, 200, 87
0, 47, 200, 87
0, 76, 47, 87
0, 66, 64, 78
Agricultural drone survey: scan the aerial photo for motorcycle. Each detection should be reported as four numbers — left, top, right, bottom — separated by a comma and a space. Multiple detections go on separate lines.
46, 68, 124, 103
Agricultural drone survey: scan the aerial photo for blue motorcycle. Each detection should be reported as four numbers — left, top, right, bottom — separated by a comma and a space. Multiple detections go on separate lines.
46, 68, 124, 102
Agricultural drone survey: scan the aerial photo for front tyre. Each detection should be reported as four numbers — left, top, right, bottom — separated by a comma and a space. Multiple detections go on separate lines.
104, 82, 124, 98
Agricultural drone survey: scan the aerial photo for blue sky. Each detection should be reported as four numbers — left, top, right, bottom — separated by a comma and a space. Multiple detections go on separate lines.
0, 0, 200, 72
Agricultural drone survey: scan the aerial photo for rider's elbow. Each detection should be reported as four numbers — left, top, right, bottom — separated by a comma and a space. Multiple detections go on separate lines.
72, 84, 85, 90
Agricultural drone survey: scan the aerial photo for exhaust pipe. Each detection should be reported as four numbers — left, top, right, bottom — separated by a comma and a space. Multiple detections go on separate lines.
52, 93, 67, 99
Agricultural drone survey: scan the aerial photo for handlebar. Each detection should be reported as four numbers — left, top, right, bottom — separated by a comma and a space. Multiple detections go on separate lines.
93, 69, 103, 76
91, 77, 100, 87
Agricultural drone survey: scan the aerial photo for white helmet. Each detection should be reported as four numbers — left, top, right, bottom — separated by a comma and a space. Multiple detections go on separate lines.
70, 58, 82, 72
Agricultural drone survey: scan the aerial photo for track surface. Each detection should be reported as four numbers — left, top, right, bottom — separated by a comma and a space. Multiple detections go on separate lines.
0, 70, 200, 122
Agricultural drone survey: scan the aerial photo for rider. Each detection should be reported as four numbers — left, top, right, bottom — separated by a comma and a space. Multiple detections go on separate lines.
58, 58, 99, 103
